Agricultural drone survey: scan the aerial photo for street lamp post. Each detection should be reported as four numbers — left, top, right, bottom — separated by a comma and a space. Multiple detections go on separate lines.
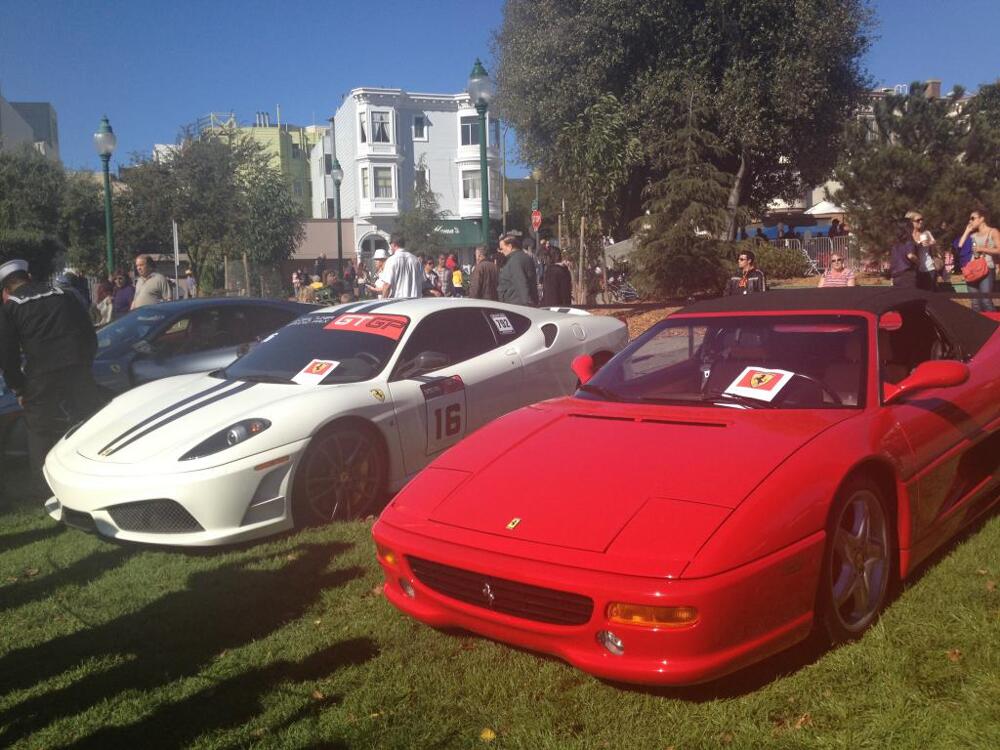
467, 59, 494, 247
331, 158, 344, 273
93, 115, 117, 276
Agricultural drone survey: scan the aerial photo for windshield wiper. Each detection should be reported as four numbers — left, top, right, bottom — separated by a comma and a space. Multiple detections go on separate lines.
229, 373, 294, 384
701, 392, 774, 409
577, 383, 622, 401
636, 395, 703, 406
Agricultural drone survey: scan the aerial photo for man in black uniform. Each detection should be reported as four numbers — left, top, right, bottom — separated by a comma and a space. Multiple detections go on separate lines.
0, 259, 101, 484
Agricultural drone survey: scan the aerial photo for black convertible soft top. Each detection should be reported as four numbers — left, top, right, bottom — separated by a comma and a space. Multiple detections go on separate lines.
676, 288, 999, 359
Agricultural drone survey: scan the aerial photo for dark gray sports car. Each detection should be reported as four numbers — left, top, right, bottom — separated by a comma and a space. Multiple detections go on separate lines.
93, 297, 314, 394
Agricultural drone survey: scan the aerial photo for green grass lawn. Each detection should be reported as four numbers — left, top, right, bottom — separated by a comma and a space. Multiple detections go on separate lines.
2, 462, 1000, 750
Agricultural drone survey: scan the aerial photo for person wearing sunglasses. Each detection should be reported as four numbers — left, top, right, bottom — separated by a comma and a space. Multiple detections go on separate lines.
905, 210, 938, 291
818, 254, 856, 287
959, 208, 1000, 313
724, 250, 767, 295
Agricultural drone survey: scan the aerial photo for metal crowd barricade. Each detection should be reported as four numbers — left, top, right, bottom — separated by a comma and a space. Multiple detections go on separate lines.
769, 238, 820, 276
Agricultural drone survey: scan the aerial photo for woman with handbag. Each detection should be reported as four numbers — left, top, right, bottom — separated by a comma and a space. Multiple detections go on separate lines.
960, 209, 1000, 313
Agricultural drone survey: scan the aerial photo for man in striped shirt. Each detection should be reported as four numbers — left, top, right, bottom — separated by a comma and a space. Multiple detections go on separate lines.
818, 255, 856, 287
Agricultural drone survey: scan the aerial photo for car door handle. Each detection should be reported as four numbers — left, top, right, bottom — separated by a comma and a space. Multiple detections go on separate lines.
504, 347, 518, 356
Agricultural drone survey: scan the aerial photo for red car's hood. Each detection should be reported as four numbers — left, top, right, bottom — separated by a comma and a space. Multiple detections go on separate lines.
388, 399, 853, 577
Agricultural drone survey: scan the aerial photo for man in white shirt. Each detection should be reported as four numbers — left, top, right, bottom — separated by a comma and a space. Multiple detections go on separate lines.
377, 233, 424, 299
131, 255, 173, 309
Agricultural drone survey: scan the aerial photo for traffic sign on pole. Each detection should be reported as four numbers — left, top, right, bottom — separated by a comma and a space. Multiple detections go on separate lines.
531, 210, 542, 232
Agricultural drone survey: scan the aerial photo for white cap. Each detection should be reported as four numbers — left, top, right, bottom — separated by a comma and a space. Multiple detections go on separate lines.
372, 249, 388, 260
0, 259, 28, 286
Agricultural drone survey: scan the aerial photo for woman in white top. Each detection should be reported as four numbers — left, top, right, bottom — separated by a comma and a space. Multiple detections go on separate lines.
905, 209, 937, 292
960, 208, 1000, 313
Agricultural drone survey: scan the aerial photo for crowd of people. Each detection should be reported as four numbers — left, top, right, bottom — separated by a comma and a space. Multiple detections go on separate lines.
889, 207, 1000, 311
47, 254, 197, 326
290, 232, 577, 308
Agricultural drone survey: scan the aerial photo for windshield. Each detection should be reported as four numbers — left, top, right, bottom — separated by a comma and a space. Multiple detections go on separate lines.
582, 314, 867, 409
97, 309, 170, 352
222, 311, 409, 385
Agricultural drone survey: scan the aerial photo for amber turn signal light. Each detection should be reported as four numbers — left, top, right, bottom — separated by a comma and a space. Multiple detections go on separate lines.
375, 543, 398, 566
606, 602, 699, 629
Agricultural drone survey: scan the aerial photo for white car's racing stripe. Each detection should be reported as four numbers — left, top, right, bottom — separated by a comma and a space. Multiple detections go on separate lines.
97, 380, 253, 456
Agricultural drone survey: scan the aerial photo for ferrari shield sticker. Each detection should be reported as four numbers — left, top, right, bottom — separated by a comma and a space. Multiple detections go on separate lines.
490, 313, 515, 335
324, 313, 408, 340
292, 359, 339, 385
724, 366, 794, 402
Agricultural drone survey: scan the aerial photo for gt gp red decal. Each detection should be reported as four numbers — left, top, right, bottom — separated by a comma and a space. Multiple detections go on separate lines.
324, 313, 409, 340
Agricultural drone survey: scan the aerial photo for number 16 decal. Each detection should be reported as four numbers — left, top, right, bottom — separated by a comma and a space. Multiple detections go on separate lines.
434, 403, 462, 439
422, 375, 467, 454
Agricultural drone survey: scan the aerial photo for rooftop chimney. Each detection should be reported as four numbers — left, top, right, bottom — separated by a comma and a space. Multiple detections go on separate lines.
925, 79, 942, 99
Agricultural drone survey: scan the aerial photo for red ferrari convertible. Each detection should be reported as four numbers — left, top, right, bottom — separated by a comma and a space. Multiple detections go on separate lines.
373, 288, 1000, 685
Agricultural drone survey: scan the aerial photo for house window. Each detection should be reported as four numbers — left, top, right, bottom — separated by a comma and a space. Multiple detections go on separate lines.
293, 181, 303, 197
413, 115, 426, 140
462, 170, 481, 200
324, 154, 333, 174
490, 119, 500, 148
371, 111, 392, 143
374, 166, 393, 198
292, 143, 302, 159
361, 167, 369, 199
359, 112, 367, 143
326, 198, 335, 217
461, 116, 480, 146
415, 167, 428, 192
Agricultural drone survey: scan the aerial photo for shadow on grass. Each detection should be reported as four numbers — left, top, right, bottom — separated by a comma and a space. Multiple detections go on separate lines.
0, 542, 361, 746
0, 523, 64, 556
0, 545, 133, 613
65, 637, 377, 749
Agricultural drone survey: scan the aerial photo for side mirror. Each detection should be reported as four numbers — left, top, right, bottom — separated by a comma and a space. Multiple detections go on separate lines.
878, 311, 903, 332
410, 351, 451, 377
132, 340, 155, 357
236, 341, 258, 359
572, 354, 596, 385
884, 360, 970, 404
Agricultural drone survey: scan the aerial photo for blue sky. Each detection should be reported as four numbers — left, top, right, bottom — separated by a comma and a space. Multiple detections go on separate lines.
1, 0, 997, 174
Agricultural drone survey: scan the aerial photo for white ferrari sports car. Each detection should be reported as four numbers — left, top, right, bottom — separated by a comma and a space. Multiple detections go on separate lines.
44, 298, 627, 546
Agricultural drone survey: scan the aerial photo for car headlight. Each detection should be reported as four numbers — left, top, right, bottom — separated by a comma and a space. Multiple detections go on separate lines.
179, 419, 271, 461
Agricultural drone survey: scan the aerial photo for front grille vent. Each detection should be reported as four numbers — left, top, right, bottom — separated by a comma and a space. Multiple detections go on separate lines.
108, 499, 203, 534
568, 413, 726, 428
407, 556, 593, 626
62, 507, 97, 533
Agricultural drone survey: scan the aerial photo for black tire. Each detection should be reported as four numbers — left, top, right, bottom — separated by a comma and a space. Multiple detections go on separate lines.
816, 475, 896, 643
291, 422, 387, 525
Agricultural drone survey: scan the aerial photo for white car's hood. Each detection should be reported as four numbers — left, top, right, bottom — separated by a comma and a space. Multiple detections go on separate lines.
71, 372, 379, 465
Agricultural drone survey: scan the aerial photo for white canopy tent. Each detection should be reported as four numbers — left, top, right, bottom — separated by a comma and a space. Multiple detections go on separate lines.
804, 200, 845, 216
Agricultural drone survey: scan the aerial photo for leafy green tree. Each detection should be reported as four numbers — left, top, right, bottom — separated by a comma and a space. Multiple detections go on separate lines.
832, 82, 999, 256
234, 140, 305, 268
116, 132, 304, 291
0, 146, 64, 276
115, 156, 177, 267
554, 93, 641, 235
396, 156, 451, 256
59, 172, 107, 275
495, 0, 872, 237
633, 85, 737, 295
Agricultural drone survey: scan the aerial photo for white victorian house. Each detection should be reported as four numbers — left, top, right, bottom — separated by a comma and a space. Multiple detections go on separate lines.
310, 87, 502, 264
